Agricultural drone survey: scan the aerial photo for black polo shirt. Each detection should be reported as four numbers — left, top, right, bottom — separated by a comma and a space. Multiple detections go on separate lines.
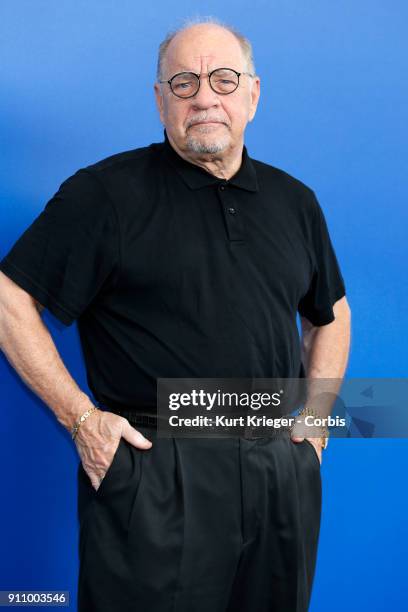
0, 129, 346, 410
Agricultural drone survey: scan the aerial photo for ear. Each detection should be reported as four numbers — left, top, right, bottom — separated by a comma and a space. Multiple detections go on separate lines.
154, 82, 165, 124
248, 76, 261, 122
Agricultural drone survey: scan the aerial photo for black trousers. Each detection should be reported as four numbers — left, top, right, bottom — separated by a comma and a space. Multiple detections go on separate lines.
77, 415, 322, 612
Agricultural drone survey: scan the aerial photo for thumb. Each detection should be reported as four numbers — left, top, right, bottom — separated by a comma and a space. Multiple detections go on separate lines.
122, 421, 153, 449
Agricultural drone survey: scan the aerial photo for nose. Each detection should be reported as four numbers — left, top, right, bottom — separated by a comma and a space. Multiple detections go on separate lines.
190, 75, 220, 109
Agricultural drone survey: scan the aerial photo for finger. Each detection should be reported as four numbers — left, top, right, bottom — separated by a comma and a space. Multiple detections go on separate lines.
89, 473, 102, 491
123, 421, 153, 449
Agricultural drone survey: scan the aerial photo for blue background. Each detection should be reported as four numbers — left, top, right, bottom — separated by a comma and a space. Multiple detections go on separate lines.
1, 1, 407, 610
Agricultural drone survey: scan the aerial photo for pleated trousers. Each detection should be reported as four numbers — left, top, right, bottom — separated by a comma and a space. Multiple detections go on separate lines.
77, 415, 322, 612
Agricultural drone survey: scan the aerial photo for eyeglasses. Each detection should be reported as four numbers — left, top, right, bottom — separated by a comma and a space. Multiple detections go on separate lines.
158, 67, 255, 99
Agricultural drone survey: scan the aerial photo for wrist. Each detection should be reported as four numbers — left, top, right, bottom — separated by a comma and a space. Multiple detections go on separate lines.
57, 393, 96, 433
71, 405, 100, 441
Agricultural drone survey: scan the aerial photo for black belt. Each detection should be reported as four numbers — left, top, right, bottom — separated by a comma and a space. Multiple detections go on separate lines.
98, 403, 159, 428
97, 404, 293, 438
117, 411, 158, 427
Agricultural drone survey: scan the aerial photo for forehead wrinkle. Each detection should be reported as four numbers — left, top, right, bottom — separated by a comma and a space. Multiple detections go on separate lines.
172, 54, 215, 73
171, 55, 241, 75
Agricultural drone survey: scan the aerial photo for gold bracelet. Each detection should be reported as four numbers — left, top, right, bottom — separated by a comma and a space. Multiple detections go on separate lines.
71, 406, 99, 440
297, 405, 330, 450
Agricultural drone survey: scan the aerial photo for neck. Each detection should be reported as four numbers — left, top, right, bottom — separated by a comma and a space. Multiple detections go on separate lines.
167, 133, 244, 180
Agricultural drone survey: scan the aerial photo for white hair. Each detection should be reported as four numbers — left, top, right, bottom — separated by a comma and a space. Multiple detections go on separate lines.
156, 15, 256, 81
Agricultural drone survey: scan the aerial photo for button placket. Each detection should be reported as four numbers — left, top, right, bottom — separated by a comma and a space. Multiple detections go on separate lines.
217, 183, 245, 242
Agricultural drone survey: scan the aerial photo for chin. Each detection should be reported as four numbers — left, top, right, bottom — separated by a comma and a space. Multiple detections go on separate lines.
185, 135, 230, 155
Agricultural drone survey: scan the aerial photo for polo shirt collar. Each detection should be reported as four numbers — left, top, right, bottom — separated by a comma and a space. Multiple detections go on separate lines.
162, 128, 259, 192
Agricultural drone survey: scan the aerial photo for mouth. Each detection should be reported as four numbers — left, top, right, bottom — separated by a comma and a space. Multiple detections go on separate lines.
191, 121, 224, 126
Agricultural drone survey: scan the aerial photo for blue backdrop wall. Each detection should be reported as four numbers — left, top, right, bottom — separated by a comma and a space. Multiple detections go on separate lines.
1, 2, 407, 610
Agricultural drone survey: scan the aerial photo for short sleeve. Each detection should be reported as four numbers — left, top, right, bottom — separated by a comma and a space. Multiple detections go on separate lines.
297, 191, 346, 326
0, 169, 120, 326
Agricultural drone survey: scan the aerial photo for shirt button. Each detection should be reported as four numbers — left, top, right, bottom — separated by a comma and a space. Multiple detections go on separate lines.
219, 185, 226, 191
228, 207, 236, 214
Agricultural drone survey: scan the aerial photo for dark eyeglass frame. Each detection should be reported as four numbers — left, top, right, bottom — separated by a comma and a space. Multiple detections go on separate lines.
158, 67, 255, 99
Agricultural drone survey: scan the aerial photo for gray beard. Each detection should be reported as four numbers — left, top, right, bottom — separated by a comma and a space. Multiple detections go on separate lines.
185, 130, 230, 154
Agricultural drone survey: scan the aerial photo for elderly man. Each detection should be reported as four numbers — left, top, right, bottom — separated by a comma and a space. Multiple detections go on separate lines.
0, 17, 350, 612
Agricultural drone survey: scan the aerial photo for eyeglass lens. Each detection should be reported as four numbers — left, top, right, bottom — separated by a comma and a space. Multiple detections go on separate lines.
171, 69, 239, 97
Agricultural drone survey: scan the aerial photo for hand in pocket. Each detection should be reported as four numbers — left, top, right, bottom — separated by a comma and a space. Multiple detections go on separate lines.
74, 409, 152, 491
